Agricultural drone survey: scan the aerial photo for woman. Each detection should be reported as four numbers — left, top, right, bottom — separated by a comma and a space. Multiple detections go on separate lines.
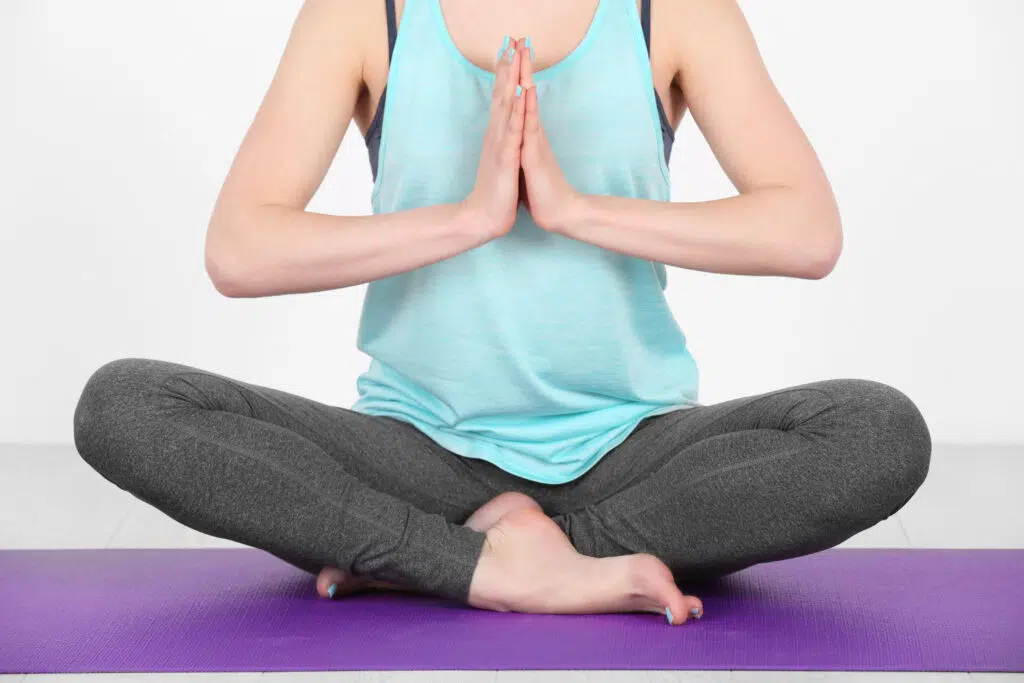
73, 0, 931, 626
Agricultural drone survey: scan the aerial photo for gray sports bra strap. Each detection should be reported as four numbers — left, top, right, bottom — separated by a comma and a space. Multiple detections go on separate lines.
386, 0, 397, 63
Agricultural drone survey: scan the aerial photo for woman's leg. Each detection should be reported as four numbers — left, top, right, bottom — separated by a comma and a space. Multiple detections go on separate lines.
72, 357, 490, 602
548, 378, 932, 580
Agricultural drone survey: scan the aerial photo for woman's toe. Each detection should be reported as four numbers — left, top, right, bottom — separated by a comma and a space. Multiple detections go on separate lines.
316, 566, 349, 598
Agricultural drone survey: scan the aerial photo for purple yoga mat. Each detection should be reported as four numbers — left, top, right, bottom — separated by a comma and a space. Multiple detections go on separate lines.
1, 548, 1021, 674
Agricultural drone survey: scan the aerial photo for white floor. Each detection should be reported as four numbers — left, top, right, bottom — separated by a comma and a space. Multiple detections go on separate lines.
1, 443, 1021, 683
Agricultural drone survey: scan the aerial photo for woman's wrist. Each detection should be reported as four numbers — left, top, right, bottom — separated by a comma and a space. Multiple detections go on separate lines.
545, 190, 590, 237
455, 197, 510, 242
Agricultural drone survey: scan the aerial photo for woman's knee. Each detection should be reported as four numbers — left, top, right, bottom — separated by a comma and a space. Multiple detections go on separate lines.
73, 357, 173, 475
828, 378, 932, 517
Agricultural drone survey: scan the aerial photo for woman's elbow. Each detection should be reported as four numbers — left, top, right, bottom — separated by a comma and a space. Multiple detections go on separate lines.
205, 246, 245, 297
800, 228, 842, 280
795, 193, 843, 280
205, 213, 250, 298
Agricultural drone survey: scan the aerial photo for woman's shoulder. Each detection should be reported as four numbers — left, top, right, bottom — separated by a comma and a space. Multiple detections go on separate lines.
287, 0, 383, 77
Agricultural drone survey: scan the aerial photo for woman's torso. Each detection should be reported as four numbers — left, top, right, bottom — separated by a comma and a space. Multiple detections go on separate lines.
347, 0, 702, 485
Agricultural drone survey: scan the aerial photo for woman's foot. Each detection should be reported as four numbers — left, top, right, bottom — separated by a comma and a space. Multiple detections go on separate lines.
468, 506, 703, 625
317, 491, 542, 599
464, 491, 543, 532
316, 565, 379, 598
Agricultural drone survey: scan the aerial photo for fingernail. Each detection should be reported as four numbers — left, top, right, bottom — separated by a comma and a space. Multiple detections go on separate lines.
690, 607, 701, 619
665, 607, 673, 624
525, 36, 534, 62
515, 85, 522, 97
327, 583, 337, 598
497, 35, 510, 62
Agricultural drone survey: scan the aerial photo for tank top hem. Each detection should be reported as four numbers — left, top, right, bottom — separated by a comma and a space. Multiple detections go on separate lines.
350, 399, 699, 485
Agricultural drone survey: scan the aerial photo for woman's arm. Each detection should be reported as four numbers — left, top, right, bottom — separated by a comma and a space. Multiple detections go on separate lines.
205, 0, 487, 298
551, 0, 843, 279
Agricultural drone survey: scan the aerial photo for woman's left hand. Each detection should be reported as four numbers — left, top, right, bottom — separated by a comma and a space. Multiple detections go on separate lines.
518, 42, 583, 234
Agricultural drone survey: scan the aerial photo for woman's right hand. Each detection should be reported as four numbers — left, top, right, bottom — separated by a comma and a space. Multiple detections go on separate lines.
460, 37, 527, 240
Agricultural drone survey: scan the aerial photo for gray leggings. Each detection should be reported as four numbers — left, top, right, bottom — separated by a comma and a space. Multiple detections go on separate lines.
73, 357, 931, 603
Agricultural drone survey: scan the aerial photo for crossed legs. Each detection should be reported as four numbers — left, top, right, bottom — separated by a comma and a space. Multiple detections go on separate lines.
73, 359, 930, 622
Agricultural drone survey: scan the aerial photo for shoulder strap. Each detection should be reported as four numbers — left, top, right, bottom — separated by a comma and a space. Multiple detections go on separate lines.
386, 0, 398, 64
641, 0, 651, 56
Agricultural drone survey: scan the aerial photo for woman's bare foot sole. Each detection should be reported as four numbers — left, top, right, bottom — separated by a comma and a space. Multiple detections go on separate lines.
468, 506, 703, 625
317, 491, 543, 599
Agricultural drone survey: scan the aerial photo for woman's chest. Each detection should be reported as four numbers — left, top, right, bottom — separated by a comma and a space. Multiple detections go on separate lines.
381, 74, 666, 201
356, 0, 683, 137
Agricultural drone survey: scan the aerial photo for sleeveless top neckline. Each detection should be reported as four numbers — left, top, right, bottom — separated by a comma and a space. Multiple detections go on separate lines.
430, 0, 609, 83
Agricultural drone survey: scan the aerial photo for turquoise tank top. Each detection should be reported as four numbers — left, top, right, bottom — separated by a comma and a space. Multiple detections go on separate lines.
351, 0, 702, 485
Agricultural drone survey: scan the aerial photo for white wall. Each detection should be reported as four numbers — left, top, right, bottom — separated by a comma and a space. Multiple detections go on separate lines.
2, 0, 1021, 444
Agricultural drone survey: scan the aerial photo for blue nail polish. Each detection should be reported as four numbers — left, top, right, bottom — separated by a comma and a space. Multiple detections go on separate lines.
515, 85, 522, 97
497, 35, 510, 62
690, 607, 701, 619
328, 583, 337, 598
665, 607, 673, 624
525, 36, 534, 62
